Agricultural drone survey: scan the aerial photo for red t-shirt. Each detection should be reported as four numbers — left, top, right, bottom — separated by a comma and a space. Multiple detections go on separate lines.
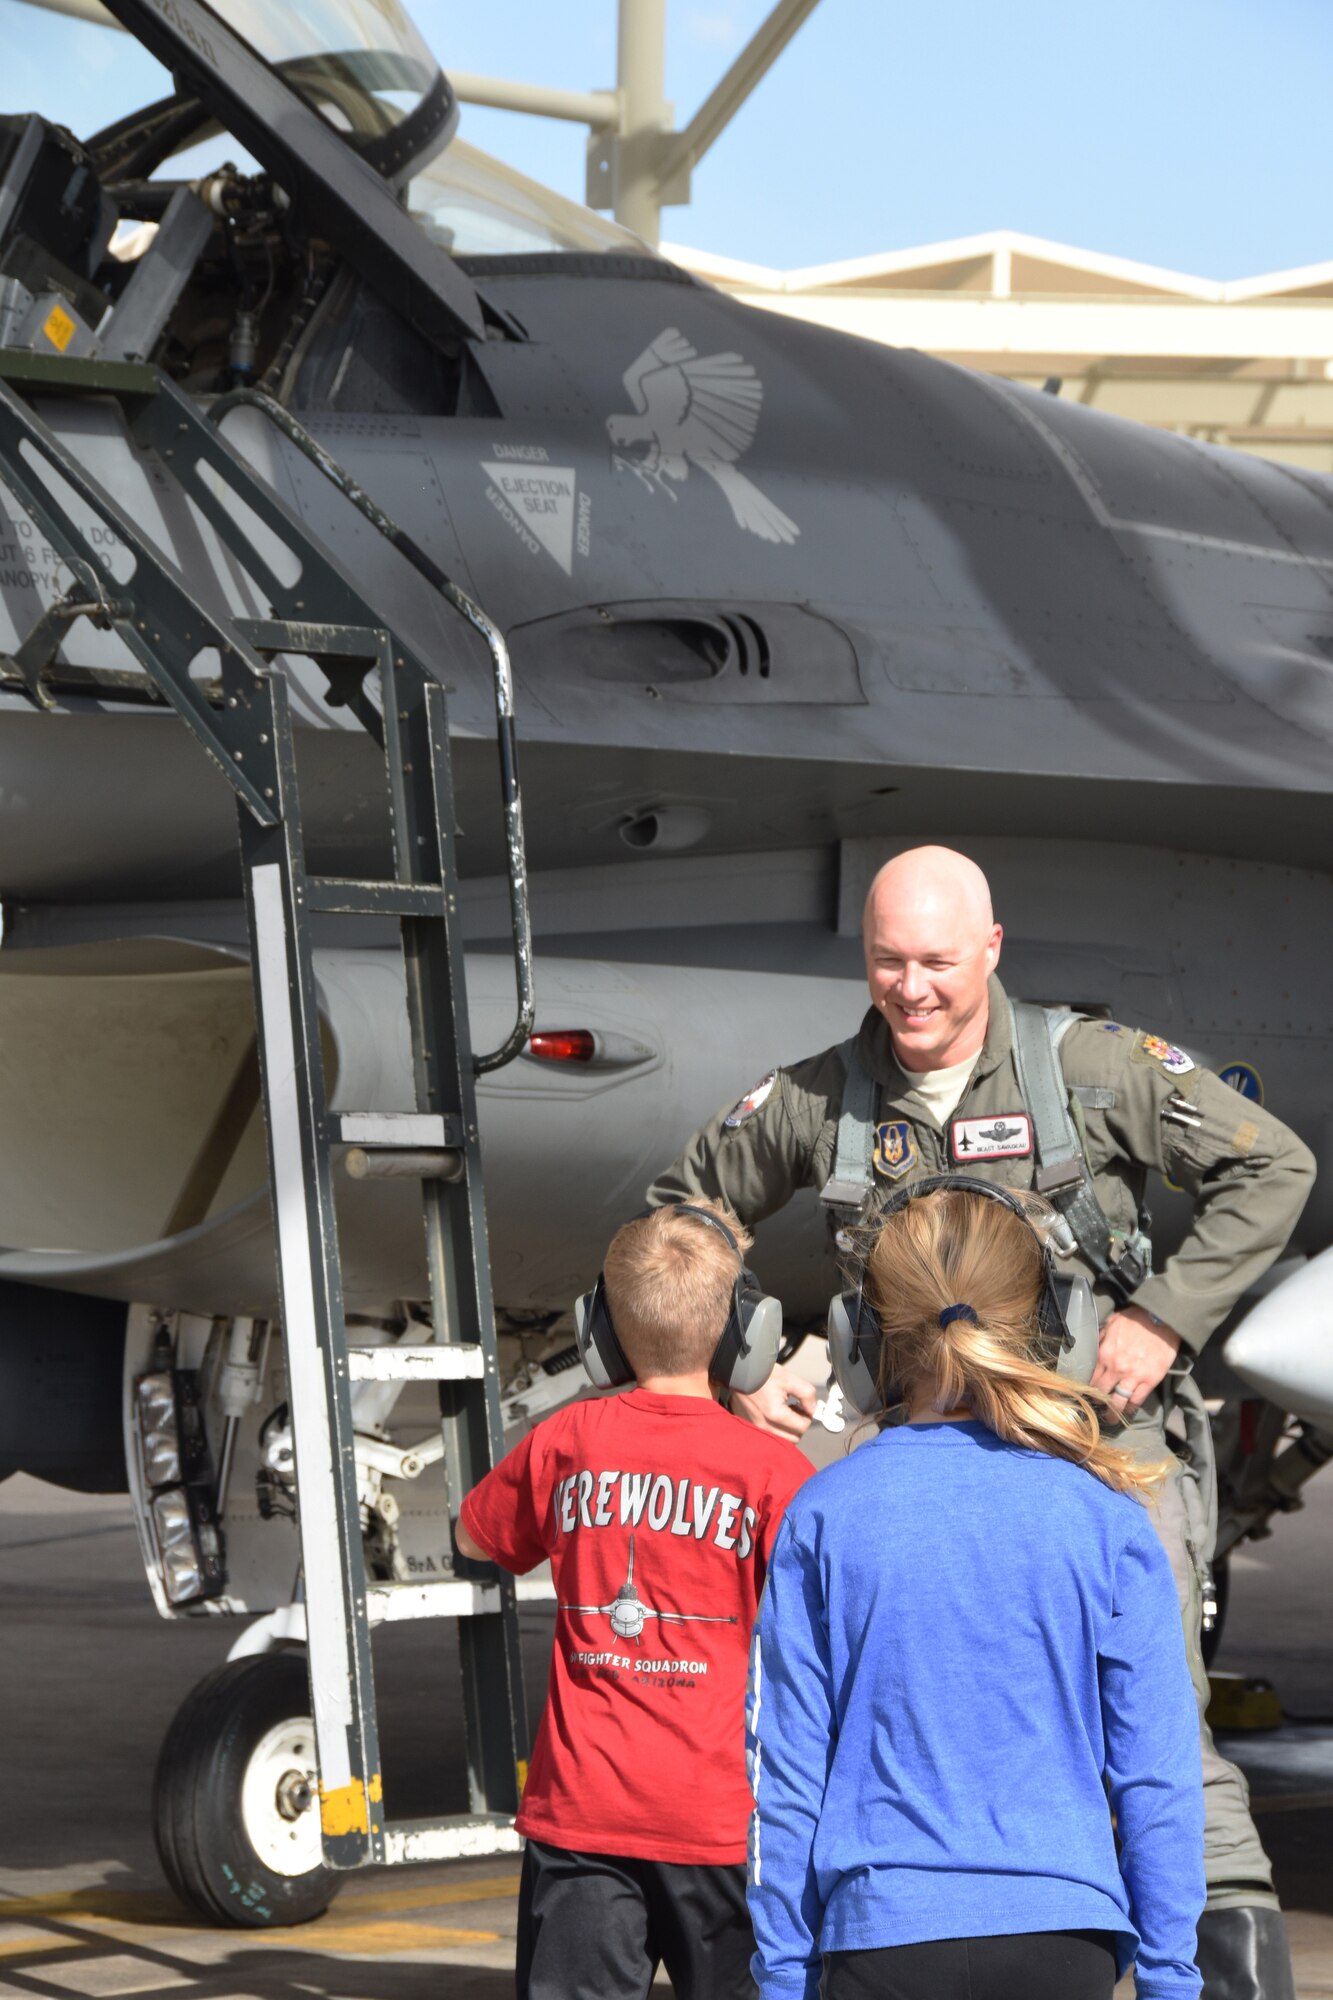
460, 1388, 812, 1864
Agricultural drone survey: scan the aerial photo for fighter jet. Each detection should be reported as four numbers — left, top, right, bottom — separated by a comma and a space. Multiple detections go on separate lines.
560, 1533, 737, 1644
0, 0, 1330, 1926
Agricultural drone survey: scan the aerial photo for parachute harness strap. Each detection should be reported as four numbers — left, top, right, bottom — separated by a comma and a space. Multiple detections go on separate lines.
1009, 1000, 1145, 1303
820, 1037, 879, 1218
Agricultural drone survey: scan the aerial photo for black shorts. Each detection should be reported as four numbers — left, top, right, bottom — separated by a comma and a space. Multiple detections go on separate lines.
516, 1836, 756, 2000
822, 1929, 1118, 2000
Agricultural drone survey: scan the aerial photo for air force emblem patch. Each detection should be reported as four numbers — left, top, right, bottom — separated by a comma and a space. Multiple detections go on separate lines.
873, 1120, 917, 1179
950, 1113, 1033, 1163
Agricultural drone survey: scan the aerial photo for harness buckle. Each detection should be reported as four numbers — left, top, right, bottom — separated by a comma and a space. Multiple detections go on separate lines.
819, 1176, 871, 1214
1034, 1158, 1083, 1197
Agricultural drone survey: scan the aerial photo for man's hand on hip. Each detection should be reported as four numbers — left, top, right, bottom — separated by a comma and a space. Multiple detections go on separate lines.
1092, 1306, 1182, 1418
730, 1361, 816, 1439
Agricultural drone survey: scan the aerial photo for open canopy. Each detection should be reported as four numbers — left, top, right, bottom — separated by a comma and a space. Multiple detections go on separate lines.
204, 0, 449, 177
99, 0, 482, 341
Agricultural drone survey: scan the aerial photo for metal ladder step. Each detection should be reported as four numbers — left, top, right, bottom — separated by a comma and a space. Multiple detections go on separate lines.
333, 1111, 466, 1185
334, 1113, 459, 1147
306, 878, 447, 917
368, 1579, 501, 1623
347, 1345, 485, 1382
383, 1815, 525, 1866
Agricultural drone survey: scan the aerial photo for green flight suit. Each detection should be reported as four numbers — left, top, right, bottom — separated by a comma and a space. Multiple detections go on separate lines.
650, 974, 1317, 1910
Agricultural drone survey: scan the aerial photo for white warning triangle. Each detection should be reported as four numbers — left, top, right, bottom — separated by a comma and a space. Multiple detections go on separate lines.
482, 461, 576, 574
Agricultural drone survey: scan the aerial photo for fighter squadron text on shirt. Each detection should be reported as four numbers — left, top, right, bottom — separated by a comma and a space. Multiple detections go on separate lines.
551, 1468, 759, 1557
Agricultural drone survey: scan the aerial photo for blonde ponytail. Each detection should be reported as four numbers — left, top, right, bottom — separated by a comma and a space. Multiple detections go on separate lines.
860, 1188, 1171, 1501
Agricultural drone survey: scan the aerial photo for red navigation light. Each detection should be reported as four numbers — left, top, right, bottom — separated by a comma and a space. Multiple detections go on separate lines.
527, 1029, 596, 1064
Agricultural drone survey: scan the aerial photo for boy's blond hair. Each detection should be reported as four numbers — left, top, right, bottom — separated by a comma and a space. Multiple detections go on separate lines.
603, 1201, 752, 1381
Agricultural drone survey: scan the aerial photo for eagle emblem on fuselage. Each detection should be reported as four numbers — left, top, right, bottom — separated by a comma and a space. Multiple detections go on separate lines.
606, 327, 800, 545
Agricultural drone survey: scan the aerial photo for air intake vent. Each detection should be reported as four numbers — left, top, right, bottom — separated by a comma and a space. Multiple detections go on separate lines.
508, 600, 862, 705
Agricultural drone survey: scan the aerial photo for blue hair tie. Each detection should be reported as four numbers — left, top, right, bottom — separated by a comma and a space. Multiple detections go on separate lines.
938, 1303, 978, 1329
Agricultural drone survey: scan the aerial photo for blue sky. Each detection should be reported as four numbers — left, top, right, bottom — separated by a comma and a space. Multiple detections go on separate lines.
3, 0, 1329, 279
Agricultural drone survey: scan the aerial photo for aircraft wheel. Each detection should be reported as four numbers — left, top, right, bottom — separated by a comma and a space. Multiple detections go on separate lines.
153, 1653, 341, 1927
1201, 1553, 1230, 1670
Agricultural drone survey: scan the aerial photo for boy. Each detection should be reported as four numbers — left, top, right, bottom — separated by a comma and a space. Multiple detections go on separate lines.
458, 1200, 812, 2000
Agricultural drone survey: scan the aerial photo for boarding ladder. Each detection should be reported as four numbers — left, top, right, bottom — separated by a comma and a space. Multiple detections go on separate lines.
0, 350, 535, 1871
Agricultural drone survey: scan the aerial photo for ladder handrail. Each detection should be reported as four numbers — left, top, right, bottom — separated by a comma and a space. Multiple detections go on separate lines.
209, 387, 534, 1075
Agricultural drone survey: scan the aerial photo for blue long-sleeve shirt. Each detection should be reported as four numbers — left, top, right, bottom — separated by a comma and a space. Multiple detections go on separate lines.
746, 1419, 1204, 2000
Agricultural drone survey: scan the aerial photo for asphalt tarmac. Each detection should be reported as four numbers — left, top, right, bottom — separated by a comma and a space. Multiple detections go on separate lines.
3, 1461, 1331, 1999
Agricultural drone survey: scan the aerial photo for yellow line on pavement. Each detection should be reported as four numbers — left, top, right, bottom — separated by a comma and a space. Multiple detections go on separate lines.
0, 1894, 182, 1924
0, 1915, 504, 1960
255, 1919, 501, 1952
337, 1874, 521, 1915
0, 1872, 521, 1928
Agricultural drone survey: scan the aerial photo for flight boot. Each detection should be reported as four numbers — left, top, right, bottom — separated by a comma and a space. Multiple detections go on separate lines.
1195, 1907, 1296, 2000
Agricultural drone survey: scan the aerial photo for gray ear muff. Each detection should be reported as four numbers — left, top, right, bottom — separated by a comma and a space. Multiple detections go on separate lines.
827, 1289, 883, 1415
1050, 1273, 1099, 1384
573, 1276, 634, 1390
830, 1175, 1104, 1413
724, 1289, 784, 1395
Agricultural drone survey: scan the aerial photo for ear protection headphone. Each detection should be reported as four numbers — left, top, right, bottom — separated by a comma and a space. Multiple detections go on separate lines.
827, 1173, 1100, 1415
574, 1205, 785, 1396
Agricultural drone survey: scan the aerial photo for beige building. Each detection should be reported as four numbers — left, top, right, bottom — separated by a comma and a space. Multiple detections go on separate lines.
668, 228, 1333, 473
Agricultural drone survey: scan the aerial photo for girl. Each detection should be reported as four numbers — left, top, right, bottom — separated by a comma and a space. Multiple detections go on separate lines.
746, 1178, 1204, 2000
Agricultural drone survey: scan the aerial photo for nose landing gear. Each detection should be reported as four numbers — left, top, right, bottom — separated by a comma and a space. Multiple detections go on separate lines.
153, 1653, 340, 1927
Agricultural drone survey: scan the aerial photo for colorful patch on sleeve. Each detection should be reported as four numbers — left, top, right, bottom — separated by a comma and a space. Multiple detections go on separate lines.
873, 1120, 917, 1179
724, 1070, 778, 1128
950, 1112, 1033, 1162
1135, 1032, 1195, 1076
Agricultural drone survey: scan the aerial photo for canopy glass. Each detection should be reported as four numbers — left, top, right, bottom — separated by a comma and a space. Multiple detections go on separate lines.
198, 0, 440, 147
408, 141, 653, 258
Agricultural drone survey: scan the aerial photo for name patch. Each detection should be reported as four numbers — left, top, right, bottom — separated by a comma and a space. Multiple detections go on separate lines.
951, 1112, 1033, 1162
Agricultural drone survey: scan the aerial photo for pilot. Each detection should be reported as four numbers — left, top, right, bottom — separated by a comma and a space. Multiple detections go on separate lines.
648, 844, 1315, 2000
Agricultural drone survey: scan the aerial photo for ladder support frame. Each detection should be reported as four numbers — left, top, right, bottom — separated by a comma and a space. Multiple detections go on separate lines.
0, 361, 532, 1865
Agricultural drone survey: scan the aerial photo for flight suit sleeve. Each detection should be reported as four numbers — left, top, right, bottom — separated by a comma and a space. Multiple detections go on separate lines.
1098, 1030, 1316, 1353
646, 1053, 840, 1230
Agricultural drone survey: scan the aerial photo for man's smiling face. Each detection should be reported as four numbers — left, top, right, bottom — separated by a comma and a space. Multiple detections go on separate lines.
862, 850, 1002, 1072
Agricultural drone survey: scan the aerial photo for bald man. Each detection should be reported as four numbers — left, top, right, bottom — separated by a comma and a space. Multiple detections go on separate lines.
649, 844, 1314, 2000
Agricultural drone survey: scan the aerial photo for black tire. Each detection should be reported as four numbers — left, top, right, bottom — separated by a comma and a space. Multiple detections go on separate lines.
1201, 1553, 1230, 1670
153, 1652, 341, 1928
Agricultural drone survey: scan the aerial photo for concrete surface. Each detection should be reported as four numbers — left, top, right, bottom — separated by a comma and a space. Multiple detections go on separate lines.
2, 1452, 1330, 1997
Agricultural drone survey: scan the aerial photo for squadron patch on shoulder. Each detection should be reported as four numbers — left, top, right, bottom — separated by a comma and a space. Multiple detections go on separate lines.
873, 1120, 917, 1179
1134, 1032, 1195, 1077
951, 1112, 1033, 1163
724, 1071, 777, 1128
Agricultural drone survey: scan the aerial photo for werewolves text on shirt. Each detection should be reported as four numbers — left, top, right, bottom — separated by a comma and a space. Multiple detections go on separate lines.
551, 1467, 758, 1556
